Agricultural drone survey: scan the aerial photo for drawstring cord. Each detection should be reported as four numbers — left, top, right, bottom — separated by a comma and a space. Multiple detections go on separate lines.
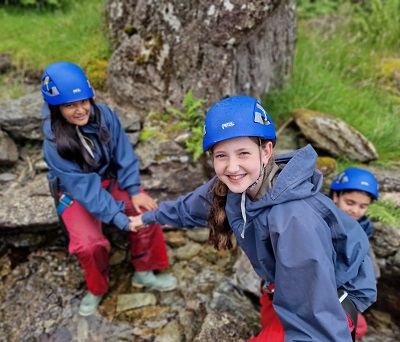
240, 192, 246, 238
76, 126, 95, 159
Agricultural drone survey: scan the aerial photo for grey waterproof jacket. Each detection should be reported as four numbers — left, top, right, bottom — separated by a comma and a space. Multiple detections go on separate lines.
142, 144, 377, 341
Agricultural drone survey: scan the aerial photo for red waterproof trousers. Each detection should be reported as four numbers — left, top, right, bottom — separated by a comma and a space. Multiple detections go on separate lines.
356, 311, 368, 340
248, 288, 357, 341
60, 179, 169, 296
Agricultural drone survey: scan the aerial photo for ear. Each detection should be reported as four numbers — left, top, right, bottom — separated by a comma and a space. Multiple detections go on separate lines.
332, 192, 339, 204
261, 141, 273, 165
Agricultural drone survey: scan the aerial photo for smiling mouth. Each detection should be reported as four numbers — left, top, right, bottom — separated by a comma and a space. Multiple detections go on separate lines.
228, 174, 245, 180
74, 115, 87, 119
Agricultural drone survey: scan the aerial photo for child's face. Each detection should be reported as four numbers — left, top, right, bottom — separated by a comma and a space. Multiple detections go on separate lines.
60, 99, 91, 126
212, 137, 272, 196
333, 191, 372, 220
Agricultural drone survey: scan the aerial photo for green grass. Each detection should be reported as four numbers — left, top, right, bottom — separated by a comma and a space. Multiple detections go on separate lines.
0, 0, 399, 168
264, 15, 400, 165
0, 0, 110, 72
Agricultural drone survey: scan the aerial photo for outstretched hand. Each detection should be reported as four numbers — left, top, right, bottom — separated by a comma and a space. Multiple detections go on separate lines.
131, 192, 158, 213
129, 215, 146, 232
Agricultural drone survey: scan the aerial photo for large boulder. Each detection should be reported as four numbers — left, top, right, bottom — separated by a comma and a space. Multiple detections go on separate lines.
292, 109, 378, 162
105, 0, 297, 113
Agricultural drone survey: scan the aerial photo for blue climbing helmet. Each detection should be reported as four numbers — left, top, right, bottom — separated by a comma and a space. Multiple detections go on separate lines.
330, 167, 379, 199
41, 62, 94, 105
202, 95, 276, 151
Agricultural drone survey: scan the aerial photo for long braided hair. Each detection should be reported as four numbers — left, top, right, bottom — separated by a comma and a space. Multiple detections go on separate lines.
48, 98, 110, 172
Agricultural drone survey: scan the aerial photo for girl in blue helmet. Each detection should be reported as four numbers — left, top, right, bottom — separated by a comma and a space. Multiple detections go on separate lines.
41, 62, 176, 316
330, 167, 380, 340
129, 95, 377, 341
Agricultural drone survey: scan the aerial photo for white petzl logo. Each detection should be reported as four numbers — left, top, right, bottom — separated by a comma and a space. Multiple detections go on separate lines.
222, 121, 235, 129
72, 88, 82, 94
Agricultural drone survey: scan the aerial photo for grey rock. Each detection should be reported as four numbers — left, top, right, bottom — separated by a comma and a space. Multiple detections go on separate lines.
105, 0, 297, 115
292, 109, 378, 162
0, 92, 43, 141
0, 130, 19, 165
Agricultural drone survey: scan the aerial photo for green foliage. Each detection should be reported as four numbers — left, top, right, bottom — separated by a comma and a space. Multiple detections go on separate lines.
139, 127, 157, 143
85, 59, 108, 91
367, 199, 400, 228
0, 73, 26, 102
0, 0, 64, 9
265, 11, 400, 164
0, 0, 111, 75
350, 0, 400, 48
167, 90, 207, 160
168, 90, 206, 128
296, 0, 347, 19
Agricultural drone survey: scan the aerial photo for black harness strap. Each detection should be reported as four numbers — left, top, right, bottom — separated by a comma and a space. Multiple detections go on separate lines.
340, 294, 358, 341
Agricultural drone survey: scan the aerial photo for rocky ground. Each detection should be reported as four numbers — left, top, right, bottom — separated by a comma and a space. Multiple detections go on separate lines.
0, 227, 262, 342
0, 80, 399, 342
0, 225, 399, 342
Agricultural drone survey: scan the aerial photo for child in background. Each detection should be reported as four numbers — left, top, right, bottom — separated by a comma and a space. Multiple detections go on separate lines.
129, 95, 377, 341
330, 167, 380, 340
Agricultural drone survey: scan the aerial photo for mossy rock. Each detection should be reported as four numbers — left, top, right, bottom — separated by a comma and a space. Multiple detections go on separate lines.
85, 60, 108, 92
316, 156, 337, 177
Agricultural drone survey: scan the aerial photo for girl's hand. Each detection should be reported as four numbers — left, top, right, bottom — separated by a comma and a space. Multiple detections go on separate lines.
131, 193, 158, 213
129, 215, 146, 232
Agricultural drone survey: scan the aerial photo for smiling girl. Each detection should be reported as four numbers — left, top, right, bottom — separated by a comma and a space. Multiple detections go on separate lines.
41, 62, 176, 316
129, 95, 377, 341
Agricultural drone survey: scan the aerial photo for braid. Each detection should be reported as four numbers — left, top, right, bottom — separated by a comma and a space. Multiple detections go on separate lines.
208, 178, 233, 250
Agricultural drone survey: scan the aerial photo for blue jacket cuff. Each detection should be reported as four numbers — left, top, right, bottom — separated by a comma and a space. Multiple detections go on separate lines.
142, 211, 156, 224
127, 185, 141, 198
112, 212, 130, 231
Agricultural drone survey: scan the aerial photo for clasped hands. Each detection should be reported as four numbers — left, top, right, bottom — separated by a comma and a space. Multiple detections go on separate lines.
129, 192, 157, 232
129, 214, 146, 232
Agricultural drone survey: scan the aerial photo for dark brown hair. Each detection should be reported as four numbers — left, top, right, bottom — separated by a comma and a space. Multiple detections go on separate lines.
48, 99, 110, 172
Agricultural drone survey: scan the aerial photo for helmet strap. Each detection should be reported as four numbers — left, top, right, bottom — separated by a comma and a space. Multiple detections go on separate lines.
247, 138, 265, 191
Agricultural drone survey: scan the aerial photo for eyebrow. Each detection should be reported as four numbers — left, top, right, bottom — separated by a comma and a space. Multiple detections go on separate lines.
213, 147, 251, 154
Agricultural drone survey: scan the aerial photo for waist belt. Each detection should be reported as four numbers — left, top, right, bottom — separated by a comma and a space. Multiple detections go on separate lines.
56, 194, 73, 216
338, 289, 358, 341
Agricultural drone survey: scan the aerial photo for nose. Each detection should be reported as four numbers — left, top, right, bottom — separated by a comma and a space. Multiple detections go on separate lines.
226, 157, 240, 173
75, 103, 86, 113
349, 206, 359, 217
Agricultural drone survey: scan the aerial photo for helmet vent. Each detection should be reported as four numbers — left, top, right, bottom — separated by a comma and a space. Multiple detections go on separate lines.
254, 103, 272, 125
41, 76, 60, 96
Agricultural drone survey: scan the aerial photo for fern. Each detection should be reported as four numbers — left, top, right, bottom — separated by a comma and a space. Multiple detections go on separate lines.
167, 90, 207, 161
367, 198, 400, 229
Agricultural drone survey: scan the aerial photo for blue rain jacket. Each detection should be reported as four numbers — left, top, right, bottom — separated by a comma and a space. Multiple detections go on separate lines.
42, 102, 140, 231
358, 215, 373, 238
141, 144, 377, 341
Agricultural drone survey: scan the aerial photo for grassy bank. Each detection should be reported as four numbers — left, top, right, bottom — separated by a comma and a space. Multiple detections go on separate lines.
265, 1, 400, 165
0, 0, 399, 165
0, 0, 110, 73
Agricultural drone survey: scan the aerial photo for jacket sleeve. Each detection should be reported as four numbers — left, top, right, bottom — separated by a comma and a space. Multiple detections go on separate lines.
268, 201, 355, 341
42, 138, 130, 231
331, 208, 377, 311
99, 104, 141, 197
358, 215, 373, 238
141, 178, 215, 228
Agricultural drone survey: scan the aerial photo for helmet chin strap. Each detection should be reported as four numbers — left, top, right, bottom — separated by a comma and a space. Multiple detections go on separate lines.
247, 139, 265, 192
